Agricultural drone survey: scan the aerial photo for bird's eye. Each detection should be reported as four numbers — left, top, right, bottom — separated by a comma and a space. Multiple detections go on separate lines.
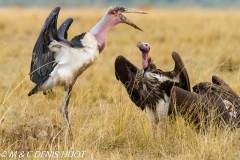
145, 44, 148, 46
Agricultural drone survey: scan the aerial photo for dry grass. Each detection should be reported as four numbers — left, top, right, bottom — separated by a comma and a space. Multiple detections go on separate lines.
1, 6, 240, 159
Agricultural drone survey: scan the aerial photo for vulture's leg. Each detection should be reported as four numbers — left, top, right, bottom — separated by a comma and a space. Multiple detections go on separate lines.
146, 106, 159, 138
156, 99, 169, 137
61, 85, 72, 134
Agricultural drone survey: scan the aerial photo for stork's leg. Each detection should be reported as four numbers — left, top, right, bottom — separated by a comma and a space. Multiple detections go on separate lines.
146, 106, 159, 138
61, 85, 72, 132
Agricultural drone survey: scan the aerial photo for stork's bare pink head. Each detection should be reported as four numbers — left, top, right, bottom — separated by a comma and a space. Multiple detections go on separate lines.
106, 6, 147, 31
90, 6, 147, 53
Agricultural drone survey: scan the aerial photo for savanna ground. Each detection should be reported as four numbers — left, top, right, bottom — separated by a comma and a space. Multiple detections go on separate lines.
0, 6, 240, 159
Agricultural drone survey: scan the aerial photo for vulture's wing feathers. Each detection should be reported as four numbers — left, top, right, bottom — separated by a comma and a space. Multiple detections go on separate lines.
57, 18, 73, 40
115, 55, 143, 109
29, 6, 60, 84
192, 81, 240, 127
212, 75, 239, 98
115, 55, 138, 83
192, 81, 240, 107
170, 86, 202, 117
172, 51, 191, 92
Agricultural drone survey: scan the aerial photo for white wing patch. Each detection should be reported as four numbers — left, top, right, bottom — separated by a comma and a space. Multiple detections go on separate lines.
145, 72, 179, 83
223, 100, 237, 119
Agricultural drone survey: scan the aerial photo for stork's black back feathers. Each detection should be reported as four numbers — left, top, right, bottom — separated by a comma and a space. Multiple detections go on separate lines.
115, 52, 190, 110
57, 17, 86, 48
68, 32, 86, 48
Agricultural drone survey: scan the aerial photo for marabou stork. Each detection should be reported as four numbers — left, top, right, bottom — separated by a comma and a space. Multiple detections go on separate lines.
28, 6, 147, 131
170, 75, 240, 129
115, 42, 190, 137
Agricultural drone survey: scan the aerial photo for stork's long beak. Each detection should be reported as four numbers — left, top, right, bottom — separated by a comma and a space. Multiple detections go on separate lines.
116, 7, 147, 32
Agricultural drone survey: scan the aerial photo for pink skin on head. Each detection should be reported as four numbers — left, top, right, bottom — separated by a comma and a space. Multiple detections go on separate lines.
142, 52, 149, 69
90, 7, 122, 53
137, 42, 150, 69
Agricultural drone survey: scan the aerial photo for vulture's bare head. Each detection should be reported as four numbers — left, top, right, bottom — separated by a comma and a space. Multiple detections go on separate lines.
137, 42, 151, 69
137, 41, 151, 53
106, 6, 147, 31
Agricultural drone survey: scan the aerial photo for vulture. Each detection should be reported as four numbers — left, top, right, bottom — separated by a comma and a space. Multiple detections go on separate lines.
115, 42, 190, 137
28, 6, 147, 131
171, 75, 240, 130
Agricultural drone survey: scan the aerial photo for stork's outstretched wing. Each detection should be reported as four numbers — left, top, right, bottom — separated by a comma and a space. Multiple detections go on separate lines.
29, 7, 75, 85
55, 16, 85, 48
115, 55, 144, 109
56, 17, 86, 48
29, 6, 61, 84
28, 7, 76, 96
172, 51, 191, 92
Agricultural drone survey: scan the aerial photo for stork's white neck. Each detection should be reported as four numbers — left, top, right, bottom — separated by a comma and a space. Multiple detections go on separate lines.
90, 13, 119, 53
91, 14, 110, 35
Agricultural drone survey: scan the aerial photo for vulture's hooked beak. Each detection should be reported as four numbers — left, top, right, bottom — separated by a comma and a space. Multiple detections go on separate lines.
136, 41, 142, 48
115, 6, 147, 32
137, 41, 150, 52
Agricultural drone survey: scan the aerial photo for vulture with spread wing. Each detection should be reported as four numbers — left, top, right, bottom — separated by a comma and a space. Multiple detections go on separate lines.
115, 42, 190, 137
